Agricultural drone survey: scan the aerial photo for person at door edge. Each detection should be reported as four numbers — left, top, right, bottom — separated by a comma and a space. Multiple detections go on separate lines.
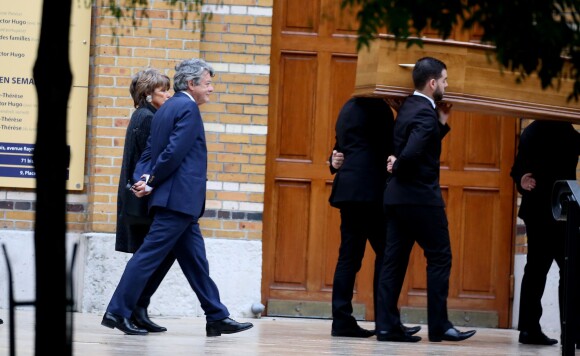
328, 96, 421, 338
510, 119, 580, 348
375, 56, 476, 343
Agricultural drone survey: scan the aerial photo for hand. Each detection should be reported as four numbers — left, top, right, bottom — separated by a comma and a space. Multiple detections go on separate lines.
331, 150, 344, 169
131, 180, 151, 197
387, 155, 397, 173
520, 173, 536, 191
385, 97, 404, 113
437, 102, 452, 125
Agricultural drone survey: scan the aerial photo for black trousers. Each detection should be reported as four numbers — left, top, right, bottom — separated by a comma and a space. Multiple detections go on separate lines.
376, 205, 453, 336
518, 217, 566, 334
331, 202, 386, 330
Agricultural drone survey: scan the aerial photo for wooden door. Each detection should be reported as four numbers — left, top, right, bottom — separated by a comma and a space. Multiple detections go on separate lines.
261, 0, 377, 319
262, 1, 517, 326
400, 112, 517, 328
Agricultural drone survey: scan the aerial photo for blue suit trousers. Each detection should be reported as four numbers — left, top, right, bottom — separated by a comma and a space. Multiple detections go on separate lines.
106, 207, 229, 321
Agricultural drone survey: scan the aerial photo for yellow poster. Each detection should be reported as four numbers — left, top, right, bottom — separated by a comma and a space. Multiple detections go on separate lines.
0, 1, 90, 190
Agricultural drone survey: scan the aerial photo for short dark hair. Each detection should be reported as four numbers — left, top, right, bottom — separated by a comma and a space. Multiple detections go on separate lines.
412, 57, 447, 90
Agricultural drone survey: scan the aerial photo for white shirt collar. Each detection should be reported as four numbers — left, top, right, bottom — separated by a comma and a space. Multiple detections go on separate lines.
181, 91, 195, 102
413, 90, 435, 109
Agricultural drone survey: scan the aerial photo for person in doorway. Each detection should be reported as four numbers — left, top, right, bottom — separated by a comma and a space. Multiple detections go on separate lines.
102, 58, 253, 337
375, 56, 476, 343
115, 68, 173, 332
328, 96, 420, 338
510, 119, 580, 346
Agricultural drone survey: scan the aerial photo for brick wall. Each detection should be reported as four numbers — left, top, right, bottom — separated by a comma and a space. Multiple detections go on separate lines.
0, 0, 273, 241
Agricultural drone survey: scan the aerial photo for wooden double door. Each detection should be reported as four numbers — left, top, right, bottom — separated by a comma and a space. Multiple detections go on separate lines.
262, 0, 517, 328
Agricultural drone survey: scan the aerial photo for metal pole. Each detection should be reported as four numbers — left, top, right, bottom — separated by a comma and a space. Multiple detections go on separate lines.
561, 197, 578, 356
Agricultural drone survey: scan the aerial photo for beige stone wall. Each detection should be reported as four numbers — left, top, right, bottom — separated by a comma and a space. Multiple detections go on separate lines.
0, 0, 273, 242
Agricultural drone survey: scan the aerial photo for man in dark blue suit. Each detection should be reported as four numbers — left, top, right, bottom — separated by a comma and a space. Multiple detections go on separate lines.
375, 57, 475, 343
101, 58, 253, 337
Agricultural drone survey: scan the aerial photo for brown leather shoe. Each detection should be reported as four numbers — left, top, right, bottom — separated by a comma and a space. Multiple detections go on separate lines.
206, 317, 253, 337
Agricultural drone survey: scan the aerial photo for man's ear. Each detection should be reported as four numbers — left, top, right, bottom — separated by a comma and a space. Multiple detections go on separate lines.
428, 78, 437, 91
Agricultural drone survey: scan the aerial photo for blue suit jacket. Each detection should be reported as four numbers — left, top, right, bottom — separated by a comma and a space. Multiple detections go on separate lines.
135, 91, 207, 218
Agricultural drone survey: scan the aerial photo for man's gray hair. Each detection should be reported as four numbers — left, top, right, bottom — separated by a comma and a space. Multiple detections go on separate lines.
173, 58, 214, 92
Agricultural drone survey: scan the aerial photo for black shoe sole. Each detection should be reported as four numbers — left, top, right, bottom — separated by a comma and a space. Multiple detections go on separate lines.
206, 324, 253, 337
518, 339, 557, 345
101, 319, 116, 329
131, 318, 167, 332
331, 329, 375, 338
377, 334, 421, 342
430, 332, 476, 342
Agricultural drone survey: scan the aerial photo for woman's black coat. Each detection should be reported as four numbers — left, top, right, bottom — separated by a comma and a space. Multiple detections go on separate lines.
115, 103, 157, 253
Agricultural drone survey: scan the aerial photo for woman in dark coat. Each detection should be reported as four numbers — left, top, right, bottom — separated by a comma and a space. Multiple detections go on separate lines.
115, 68, 173, 332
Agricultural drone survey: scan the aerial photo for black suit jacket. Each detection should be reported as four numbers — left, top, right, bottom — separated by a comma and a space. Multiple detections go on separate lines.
384, 95, 450, 206
328, 97, 394, 207
510, 120, 580, 222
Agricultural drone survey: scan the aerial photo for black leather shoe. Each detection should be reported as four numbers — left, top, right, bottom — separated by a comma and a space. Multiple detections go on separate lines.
331, 325, 374, 338
518, 331, 557, 345
402, 324, 421, 336
101, 311, 148, 335
0, 318, 3, 325
206, 317, 253, 337
377, 327, 422, 342
131, 306, 167, 332
429, 327, 476, 342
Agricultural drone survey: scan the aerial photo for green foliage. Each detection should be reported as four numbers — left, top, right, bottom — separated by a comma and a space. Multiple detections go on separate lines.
341, 0, 580, 101
102, 0, 222, 40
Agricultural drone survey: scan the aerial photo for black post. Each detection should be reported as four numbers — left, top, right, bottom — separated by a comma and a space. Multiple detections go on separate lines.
551, 180, 580, 356
2, 244, 36, 356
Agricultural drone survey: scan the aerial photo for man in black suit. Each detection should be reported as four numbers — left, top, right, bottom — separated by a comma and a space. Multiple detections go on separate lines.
510, 119, 580, 347
375, 56, 476, 343
328, 97, 420, 338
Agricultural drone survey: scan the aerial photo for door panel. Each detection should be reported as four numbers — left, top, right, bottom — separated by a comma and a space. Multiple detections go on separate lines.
272, 182, 310, 288
263, 0, 372, 318
282, 0, 319, 34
